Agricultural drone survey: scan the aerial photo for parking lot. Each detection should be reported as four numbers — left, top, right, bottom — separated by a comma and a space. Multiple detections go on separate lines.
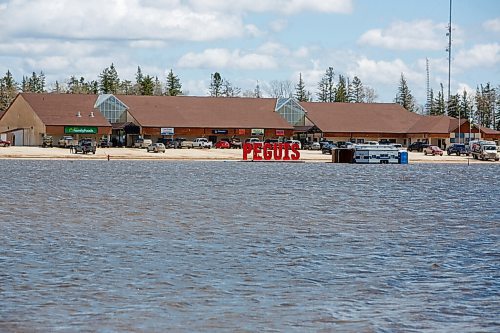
0, 146, 496, 164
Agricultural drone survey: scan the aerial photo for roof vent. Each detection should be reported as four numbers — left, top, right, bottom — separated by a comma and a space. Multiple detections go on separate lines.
76, 111, 81, 117
89, 111, 95, 117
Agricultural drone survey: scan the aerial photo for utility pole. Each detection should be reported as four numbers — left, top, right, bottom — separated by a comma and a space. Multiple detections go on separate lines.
426, 58, 430, 115
446, 0, 457, 142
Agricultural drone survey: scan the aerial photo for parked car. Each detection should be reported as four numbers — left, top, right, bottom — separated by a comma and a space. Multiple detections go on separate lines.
408, 141, 429, 152
146, 143, 166, 153
0, 139, 11, 147
446, 143, 469, 156
285, 140, 302, 149
322, 143, 337, 154
245, 137, 262, 144
230, 137, 242, 149
308, 142, 321, 150
264, 138, 280, 145
319, 140, 334, 149
99, 138, 111, 148
73, 139, 96, 154
215, 140, 231, 149
157, 138, 174, 148
336, 141, 355, 149
134, 138, 152, 148
42, 135, 53, 148
424, 145, 443, 156
173, 138, 186, 149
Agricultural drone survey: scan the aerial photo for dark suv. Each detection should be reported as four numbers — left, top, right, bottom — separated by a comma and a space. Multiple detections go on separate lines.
408, 142, 429, 152
446, 143, 469, 156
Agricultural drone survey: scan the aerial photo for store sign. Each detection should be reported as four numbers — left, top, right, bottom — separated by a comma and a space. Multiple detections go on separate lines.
65, 126, 98, 134
161, 127, 175, 135
251, 128, 264, 136
212, 129, 228, 134
275, 129, 285, 136
238, 129, 246, 135
243, 142, 300, 161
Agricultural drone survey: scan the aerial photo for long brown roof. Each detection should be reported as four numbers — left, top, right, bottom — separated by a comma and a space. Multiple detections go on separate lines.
300, 102, 422, 133
20, 93, 111, 127
117, 95, 294, 129
407, 115, 463, 134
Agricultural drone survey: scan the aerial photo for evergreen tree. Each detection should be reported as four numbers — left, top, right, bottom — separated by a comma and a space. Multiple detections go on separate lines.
51, 80, 63, 93
165, 69, 182, 96
89, 80, 99, 94
140, 75, 155, 95
447, 93, 460, 118
209, 72, 224, 97
394, 73, 416, 112
432, 83, 446, 115
295, 73, 308, 102
134, 66, 143, 95
154, 76, 163, 96
348, 76, 364, 103
335, 75, 348, 102
67, 76, 93, 94
496, 86, 500, 130
99, 63, 120, 94
474, 83, 496, 128
0, 70, 18, 112
317, 67, 335, 102
459, 89, 473, 120
254, 81, 261, 98
119, 80, 133, 95
427, 88, 435, 115
22, 71, 45, 93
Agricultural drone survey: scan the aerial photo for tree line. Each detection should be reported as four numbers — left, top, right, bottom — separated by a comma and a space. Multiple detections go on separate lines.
0, 64, 499, 130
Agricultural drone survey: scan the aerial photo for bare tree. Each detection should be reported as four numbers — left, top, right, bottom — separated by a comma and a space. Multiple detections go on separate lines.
267, 80, 293, 98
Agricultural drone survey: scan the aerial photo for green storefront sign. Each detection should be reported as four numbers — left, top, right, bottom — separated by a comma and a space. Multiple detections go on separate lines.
65, 126, 98, 134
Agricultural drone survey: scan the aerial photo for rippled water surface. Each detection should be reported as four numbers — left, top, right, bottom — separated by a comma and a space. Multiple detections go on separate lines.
0, 160, 499, 332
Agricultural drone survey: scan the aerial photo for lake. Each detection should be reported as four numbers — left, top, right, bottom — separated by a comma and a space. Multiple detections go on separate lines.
0, 160, 498, 332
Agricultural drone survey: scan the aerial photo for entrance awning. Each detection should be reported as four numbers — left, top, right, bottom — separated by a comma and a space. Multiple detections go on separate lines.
112, 122, 140, 134
294, 125, 322, 134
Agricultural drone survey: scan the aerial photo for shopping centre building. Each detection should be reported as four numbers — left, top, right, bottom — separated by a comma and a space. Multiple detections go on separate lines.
0, 93, 499, 147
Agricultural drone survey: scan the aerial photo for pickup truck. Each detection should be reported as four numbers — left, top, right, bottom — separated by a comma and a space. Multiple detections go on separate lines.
182, 138, 213, 149
58, 136, 78, 148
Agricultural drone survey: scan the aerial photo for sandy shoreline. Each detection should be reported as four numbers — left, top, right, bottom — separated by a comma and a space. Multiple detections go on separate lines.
1, 146, 496, 164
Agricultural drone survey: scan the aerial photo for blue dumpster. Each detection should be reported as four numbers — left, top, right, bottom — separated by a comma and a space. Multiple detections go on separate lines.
399, 151, 408, 164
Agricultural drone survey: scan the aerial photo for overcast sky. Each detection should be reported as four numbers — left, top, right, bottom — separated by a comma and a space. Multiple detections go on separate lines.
0, 0, 499, 104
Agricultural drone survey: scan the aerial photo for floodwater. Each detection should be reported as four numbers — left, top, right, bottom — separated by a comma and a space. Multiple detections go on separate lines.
0, 160, 498, 332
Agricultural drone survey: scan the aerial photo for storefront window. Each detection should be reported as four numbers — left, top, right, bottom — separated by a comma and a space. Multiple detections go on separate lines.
275, 98, 306, 126
95, 94, 128, 123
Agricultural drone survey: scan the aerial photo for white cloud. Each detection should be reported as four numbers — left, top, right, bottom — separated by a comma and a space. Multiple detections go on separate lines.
456, 83, 474, 96
352, 57, 424, 85
178, 48, 278, 70
187, 0, 353, 15
454, 43, 500, 70
483, 18, 500, 32
245, 24, 264, 38
270, 19, 288, 32
0, 0, 245, 42
128, 40, 168, 49
358, 20, 446, 50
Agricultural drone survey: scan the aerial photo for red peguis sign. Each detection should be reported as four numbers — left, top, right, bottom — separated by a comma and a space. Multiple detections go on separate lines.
243, 143, 301, 161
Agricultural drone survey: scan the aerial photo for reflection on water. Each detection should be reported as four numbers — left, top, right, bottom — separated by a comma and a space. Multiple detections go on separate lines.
0, 160, 499, 332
